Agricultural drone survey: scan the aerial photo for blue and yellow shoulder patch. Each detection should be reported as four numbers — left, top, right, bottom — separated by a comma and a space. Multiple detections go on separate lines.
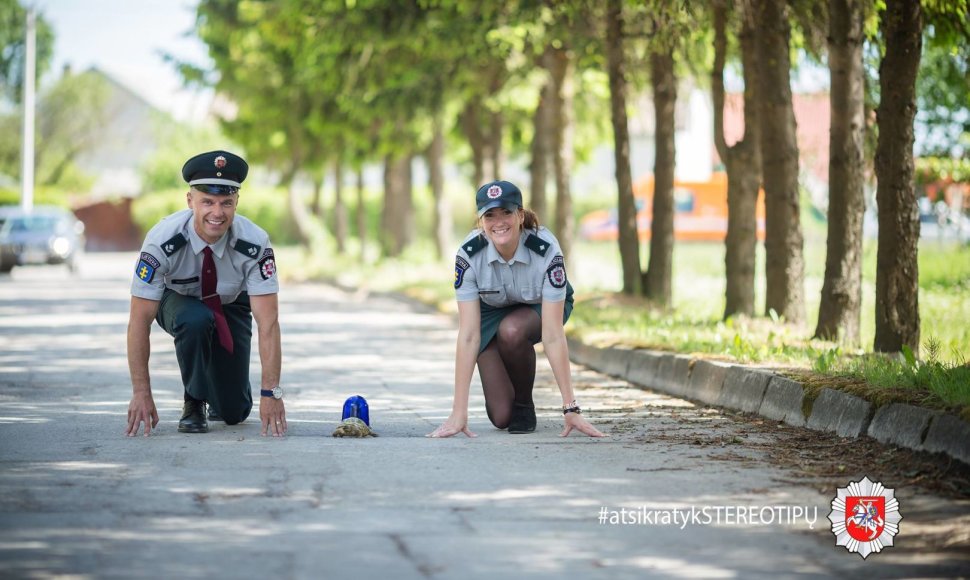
233, 239, 261, 259
455, 256, 470, 289
460, 234, 488, 258
135, 252, 160, 283
524, 234, 549, 257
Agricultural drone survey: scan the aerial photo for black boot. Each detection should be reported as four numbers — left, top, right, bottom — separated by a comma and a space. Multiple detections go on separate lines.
178, 398, 208, 433
207, 406, 222, 422
508, 403, 536, 434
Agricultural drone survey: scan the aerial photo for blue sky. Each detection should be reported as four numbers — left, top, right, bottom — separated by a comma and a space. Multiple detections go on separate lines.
35, 0, 211, 121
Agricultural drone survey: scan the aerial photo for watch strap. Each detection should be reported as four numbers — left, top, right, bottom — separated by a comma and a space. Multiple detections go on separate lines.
260, 389, 275, 398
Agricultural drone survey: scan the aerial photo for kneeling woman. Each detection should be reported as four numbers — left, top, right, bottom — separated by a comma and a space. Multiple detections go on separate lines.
428, 180, 605, 438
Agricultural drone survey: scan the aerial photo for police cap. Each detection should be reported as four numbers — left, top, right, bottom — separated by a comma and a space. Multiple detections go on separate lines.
476, 180, 523, 217
182, 150, 249, 195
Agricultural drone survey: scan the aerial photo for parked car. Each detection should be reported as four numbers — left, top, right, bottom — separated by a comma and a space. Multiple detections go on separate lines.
0, 206, 85, 273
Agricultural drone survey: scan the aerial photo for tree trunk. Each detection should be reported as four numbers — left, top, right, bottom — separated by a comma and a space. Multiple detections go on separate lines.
645, 45, 677, 307
529, 58, 551, 224
816, 0, 865, 343
381, 154, 413, 257
874, 0, 922, 354
429, 115, 450, 260
549, 45, 575, 263
605, 0, 642, 295
755, 0, 806, 324
716, 1, 762, 319
310, 174, 323, 216
461, 100, 485, 187
356, 167, 367, 261
488, 109, 504, 181
281, 163, 311, 249
333, 158, 348, 255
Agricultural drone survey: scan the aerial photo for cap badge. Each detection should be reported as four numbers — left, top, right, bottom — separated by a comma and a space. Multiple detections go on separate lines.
487, 185, 502, 199
214, 156, 227, 169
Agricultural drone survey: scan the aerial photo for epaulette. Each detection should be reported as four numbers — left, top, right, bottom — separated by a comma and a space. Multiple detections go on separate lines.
524, 233, 549, 257
460, 234, 488, 257
233, 239, 262, 259
161, 233, 188, 257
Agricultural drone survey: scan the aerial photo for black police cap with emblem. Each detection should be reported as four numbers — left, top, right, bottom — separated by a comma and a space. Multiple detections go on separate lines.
476, 180, 523, 217
182, 150, 249, 195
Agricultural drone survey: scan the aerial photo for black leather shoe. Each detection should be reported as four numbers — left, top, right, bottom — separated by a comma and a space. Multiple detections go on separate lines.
207, 407, 222, 422
508, 403, 536, 434
178, 399, 208, 433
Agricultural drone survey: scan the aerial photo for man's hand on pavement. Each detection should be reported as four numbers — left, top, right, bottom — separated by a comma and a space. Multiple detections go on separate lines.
126, 393, 159, 437
260, 398, 287, 437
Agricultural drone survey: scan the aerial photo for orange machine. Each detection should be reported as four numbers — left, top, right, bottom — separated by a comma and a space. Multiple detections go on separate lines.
579, 171, 766, 242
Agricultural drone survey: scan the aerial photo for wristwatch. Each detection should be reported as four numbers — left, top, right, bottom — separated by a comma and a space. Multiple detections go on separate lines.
562, 399, 581, 415
260, 386, 283, 399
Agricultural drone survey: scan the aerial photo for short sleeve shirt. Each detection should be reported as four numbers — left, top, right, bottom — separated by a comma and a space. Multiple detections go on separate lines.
131, 209, 279, 303
454, 226, 568, 306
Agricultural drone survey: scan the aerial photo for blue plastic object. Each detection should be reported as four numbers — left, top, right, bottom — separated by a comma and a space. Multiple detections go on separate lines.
342, 395, 370, 426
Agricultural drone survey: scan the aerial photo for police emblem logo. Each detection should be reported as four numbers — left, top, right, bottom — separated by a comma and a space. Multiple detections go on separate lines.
546, 255, 567, 289
164, 243, 174, 253
258, 249, 276, 280
487, 184, 502, 199
135, 252, 160, 283
828, 476, 901, 559
454, 256, 470, 289
214, 155, 227, 169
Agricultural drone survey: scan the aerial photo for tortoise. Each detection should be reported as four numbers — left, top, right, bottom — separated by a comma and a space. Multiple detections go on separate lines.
332, 417, 378, 438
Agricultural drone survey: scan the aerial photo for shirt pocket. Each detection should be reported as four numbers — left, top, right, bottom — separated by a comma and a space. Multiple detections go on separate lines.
520, 286, 543, 303
478, 286, 508, 307
169, 276, 200, 295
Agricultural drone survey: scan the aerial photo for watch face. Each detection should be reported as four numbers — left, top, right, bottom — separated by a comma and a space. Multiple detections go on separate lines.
272, 386, 283, 399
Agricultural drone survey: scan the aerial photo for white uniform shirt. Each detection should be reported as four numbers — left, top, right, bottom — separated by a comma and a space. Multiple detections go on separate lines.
454, 226, 568, 307
131, 209, 279, 303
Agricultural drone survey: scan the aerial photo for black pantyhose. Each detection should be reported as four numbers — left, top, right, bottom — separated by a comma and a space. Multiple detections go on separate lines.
477, 306, 542, 428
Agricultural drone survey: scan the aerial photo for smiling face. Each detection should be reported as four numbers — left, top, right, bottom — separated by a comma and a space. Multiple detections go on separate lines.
480, 206, 524, 249
187, 188, 238, 244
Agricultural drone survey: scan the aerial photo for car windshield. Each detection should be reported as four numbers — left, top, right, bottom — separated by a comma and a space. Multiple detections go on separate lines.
6, 216, 60, 233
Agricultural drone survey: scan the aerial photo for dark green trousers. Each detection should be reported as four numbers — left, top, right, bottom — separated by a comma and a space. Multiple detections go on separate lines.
156, 289, 253, 424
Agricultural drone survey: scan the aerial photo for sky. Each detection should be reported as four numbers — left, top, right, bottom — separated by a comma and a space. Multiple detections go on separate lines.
35, 0, 212, 122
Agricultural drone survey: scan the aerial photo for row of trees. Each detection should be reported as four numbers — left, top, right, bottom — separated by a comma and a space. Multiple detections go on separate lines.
189, 0, 968, 357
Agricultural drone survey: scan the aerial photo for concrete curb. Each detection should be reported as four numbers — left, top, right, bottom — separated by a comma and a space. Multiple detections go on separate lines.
567, 339, 969, 467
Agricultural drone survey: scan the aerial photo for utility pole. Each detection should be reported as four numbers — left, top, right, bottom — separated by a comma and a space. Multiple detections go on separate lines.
21, 7, 36, 213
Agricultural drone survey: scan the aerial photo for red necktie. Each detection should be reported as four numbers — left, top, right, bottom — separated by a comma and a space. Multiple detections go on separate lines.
202, 246, 234, 354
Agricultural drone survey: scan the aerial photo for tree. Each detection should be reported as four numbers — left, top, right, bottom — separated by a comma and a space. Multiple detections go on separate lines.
714, 0, 762, 319
815, 0, 866, 344
644, 38, 677, 307
754, 0, 806, 324
874, 0, 923, 354
0, 0, 54, 104
605, 0, 642, 295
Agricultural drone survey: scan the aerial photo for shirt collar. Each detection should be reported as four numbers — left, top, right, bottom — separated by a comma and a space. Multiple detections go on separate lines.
485, 230, 531, 265
186, 215, 231, 258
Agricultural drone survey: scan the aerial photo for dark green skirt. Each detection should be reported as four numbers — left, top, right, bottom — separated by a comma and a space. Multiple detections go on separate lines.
479, 283, 574, 353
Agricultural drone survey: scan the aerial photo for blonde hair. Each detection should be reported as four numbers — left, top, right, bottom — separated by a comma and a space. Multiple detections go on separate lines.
476, 207, 541, 231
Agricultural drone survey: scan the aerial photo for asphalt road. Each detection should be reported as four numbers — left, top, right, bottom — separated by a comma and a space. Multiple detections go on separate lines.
1, 253, 968, 579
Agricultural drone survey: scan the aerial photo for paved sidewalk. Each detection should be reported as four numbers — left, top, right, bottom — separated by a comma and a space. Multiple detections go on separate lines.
0, 254, 968, 579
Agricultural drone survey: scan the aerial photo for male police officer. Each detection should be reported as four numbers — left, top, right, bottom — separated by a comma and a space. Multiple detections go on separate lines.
125, 150, 287, 437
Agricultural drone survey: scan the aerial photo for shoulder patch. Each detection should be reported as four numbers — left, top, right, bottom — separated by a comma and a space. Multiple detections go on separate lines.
258, 248, 276, 280
454, 256, 470, 289
461, 234, 488, 258
546, 255, 567, 289
233, 239, 262, 259
524, 234, 549, 257
135, 252, 160, 284
160, 233, 187, 257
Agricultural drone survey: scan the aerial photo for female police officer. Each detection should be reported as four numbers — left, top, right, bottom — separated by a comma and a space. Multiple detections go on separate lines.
125, 150, 286, 438
428, 180, 604, 438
